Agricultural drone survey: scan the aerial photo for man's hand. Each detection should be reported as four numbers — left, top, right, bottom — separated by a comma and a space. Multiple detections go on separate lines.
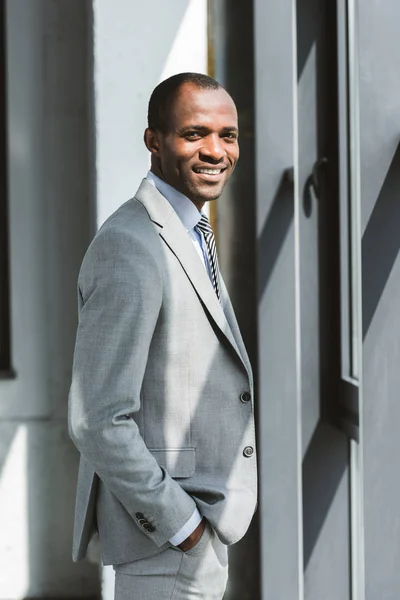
177, 517, 207, 552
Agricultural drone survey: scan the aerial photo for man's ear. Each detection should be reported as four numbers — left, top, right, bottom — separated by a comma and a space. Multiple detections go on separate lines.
144, 128, 161, 156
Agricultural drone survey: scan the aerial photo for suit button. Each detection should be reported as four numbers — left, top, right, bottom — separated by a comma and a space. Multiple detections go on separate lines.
240, 391, 251, 403
143, 523, 155, 533
243, 446, 254, 458
135, 512, 144, 520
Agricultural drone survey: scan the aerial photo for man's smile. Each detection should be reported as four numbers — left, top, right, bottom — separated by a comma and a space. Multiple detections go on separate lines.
192, 165, 228, 184
192, 167, 227, 174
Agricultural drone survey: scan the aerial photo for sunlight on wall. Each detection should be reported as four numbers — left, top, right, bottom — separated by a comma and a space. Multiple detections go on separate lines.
94, 0, 208, 227
160, 0, 207, 81
0, 426, 28, 599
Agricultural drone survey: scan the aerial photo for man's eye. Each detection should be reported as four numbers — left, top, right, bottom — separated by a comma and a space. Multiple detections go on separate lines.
185, 132, 201, 140
224, 133, 237, 140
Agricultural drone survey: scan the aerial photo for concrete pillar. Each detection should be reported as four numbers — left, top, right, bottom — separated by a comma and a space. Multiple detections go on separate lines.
0, 1, 98, 597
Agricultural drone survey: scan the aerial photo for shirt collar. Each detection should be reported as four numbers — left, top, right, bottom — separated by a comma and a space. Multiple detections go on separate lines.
146, 170, 201, 232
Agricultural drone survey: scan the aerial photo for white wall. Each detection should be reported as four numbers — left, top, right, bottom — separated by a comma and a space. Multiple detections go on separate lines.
93, 0, 208, 228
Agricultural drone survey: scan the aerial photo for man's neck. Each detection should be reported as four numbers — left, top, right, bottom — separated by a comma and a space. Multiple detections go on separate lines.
149, 168, 205, 212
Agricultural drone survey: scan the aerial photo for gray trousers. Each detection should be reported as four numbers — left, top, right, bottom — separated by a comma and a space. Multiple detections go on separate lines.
113, 522, 229, 599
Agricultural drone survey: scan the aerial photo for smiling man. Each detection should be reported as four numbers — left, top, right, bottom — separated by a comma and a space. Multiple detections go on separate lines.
144, 75, 239, 208
68, 73, 257, 600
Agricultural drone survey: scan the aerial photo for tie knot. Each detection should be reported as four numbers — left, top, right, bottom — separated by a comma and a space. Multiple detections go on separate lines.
196, 214, 213, 235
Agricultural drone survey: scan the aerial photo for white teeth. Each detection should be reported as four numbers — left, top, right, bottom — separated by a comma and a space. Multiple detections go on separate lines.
195, 168, 222, 175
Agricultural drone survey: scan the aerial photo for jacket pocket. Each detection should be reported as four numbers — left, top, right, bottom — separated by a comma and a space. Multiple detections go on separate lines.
148, 447, 195, 478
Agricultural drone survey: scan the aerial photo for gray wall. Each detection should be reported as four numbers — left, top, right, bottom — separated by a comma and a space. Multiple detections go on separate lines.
0, 1, 97, 597
297, 2, 350, 599
360, 2, 400, 599
254, 0, 400, 598
254, 1, 303, 598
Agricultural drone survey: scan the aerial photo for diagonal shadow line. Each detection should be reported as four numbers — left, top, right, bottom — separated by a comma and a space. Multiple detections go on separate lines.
257, 0, 318, 303
297, 0, 319, 78
297, 0, 347, 575
257, 0, 318, 304
362, 141, 400, 339
257, 171, 294, 302
302, 421, 348, 568
0, 425, 18, 478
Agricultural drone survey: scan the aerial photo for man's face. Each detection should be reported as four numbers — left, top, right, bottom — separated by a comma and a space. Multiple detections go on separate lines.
146, 83, 239, 207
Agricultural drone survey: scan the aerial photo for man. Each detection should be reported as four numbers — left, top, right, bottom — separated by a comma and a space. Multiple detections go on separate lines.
68, 73, 257, 600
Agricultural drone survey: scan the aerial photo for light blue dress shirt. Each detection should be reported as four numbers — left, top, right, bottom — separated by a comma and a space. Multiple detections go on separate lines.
146, 171, 213, 281
146, 170, 205, 545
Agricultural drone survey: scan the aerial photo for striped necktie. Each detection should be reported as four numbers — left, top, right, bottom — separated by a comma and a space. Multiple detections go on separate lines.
195, 214, 221, 300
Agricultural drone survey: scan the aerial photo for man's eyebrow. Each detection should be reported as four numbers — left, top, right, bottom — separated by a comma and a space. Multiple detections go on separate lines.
177, 125, 209, 134
220, 126, 239, 133
177, 125, 239, 134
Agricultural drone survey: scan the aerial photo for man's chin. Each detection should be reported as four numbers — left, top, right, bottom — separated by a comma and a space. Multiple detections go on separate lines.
190, 183, 226, 204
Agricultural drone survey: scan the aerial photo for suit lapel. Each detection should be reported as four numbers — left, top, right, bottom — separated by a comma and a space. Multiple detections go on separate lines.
135, 179, 247, 371
219, 277, 253, 381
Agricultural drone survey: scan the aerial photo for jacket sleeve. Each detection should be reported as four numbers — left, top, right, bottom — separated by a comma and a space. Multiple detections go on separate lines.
68, 224, 197, 548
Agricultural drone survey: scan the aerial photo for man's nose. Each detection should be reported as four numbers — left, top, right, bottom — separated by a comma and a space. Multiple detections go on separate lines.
200, 135, 225, 162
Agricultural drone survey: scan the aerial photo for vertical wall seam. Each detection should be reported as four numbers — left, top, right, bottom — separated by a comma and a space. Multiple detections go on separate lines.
292, 0, 304, 598
348, 0, 365, 597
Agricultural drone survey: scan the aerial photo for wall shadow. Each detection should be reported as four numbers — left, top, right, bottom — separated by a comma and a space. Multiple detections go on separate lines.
302, 421, 348, 567
297, 0, 349, 585
362, 141, 400, 339
258, 170, 295, 301
257, 0, 348, 580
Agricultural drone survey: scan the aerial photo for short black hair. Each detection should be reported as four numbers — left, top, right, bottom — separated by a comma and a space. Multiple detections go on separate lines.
147, 72, 221, 132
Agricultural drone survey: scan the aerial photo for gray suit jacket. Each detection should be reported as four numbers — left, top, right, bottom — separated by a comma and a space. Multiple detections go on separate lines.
68, 179, 257, 566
